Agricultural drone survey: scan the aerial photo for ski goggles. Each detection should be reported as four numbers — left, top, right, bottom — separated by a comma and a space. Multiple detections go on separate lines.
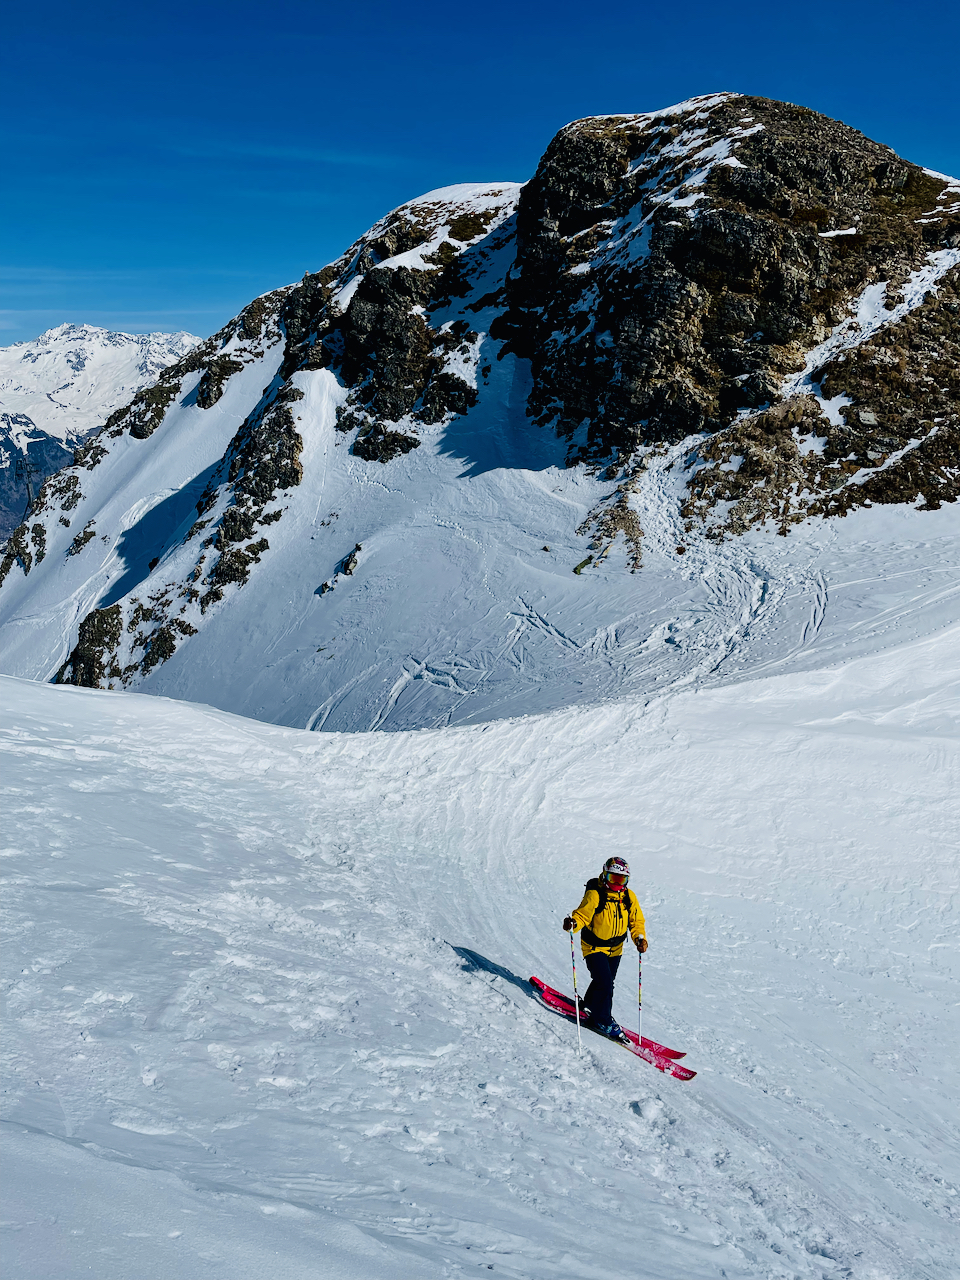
605, 872, 628, 887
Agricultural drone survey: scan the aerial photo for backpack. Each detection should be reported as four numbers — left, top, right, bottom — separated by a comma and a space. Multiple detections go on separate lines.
581, 877, 632, 950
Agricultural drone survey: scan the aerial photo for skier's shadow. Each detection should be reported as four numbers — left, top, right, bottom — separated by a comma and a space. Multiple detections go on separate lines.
449, 945, 534, 998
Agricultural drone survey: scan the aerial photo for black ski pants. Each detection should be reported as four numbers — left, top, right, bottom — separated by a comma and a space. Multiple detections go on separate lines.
583, 951, 621, 1027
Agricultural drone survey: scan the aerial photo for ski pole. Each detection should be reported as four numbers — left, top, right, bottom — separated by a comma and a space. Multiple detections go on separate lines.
569, 930, 583, 1058
637, 946, 643, 1048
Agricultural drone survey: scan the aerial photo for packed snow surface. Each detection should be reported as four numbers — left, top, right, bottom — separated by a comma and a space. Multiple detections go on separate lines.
3, 571, 958, 1277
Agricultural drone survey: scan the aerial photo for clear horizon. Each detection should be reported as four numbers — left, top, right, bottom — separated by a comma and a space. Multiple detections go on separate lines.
3, 0, 958, 346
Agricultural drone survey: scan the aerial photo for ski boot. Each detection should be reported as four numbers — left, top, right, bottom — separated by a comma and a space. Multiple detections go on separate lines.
593, 1018, 630, 1044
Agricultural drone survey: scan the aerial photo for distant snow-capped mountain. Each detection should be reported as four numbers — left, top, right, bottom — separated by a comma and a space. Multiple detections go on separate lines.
0, 323, 202, 443
0, 324, 201, 539
1, 95, 957, 731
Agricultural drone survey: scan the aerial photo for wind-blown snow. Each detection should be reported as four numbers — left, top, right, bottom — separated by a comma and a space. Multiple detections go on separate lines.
2, 589, 958, 1278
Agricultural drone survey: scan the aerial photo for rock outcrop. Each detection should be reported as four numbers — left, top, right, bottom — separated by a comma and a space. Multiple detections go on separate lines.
494, 95, 958, 536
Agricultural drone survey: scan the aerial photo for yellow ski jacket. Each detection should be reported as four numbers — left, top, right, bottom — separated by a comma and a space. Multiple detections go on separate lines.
570, 881, 646, 958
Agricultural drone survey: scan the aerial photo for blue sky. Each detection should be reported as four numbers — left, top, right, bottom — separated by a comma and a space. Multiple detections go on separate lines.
3, 0, 957, 345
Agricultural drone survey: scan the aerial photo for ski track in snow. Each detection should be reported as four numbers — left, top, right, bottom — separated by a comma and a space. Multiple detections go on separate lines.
2, 607, 959, 1278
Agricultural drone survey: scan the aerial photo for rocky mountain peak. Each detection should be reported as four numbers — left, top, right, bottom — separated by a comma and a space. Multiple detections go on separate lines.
0, 94, 957, 723
500, 95, 958, 511
266, 91, 957, 525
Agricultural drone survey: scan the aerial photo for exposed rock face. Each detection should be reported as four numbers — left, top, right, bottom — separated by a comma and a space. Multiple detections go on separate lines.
682, 270, 960, 535
283, 195, 505, 459
2, 93, 957, 695
504, 100, 948, 440
493, 95, 958, 536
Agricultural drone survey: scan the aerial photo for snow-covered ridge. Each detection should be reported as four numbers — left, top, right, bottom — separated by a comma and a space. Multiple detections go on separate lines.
331, 181, 522, 309
567, 90, 741, 131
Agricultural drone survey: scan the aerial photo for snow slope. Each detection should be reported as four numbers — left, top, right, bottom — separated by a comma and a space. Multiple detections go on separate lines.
3, 604, 958, 1278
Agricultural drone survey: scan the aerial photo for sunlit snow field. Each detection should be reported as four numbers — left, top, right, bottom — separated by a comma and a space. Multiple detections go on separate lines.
2, 501, 959, 1279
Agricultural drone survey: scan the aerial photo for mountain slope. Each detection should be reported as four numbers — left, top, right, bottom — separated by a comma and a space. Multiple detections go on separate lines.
0, 324, 201, 540
0, 95, 957, 730
2, 609, 958, 1279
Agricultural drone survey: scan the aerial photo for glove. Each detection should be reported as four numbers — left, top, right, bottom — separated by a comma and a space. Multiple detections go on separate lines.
635, 936, 648, 953
563, 917, 574, 932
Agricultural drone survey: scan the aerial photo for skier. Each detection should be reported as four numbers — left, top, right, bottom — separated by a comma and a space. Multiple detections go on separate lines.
563, 857, 647, 1042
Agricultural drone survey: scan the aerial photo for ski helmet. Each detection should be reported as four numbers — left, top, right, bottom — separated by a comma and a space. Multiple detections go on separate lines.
602, 856, 630, 887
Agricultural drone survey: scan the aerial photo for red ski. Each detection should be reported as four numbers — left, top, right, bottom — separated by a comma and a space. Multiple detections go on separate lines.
530, 976, 696, 1081
530, 977, 685, 1056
